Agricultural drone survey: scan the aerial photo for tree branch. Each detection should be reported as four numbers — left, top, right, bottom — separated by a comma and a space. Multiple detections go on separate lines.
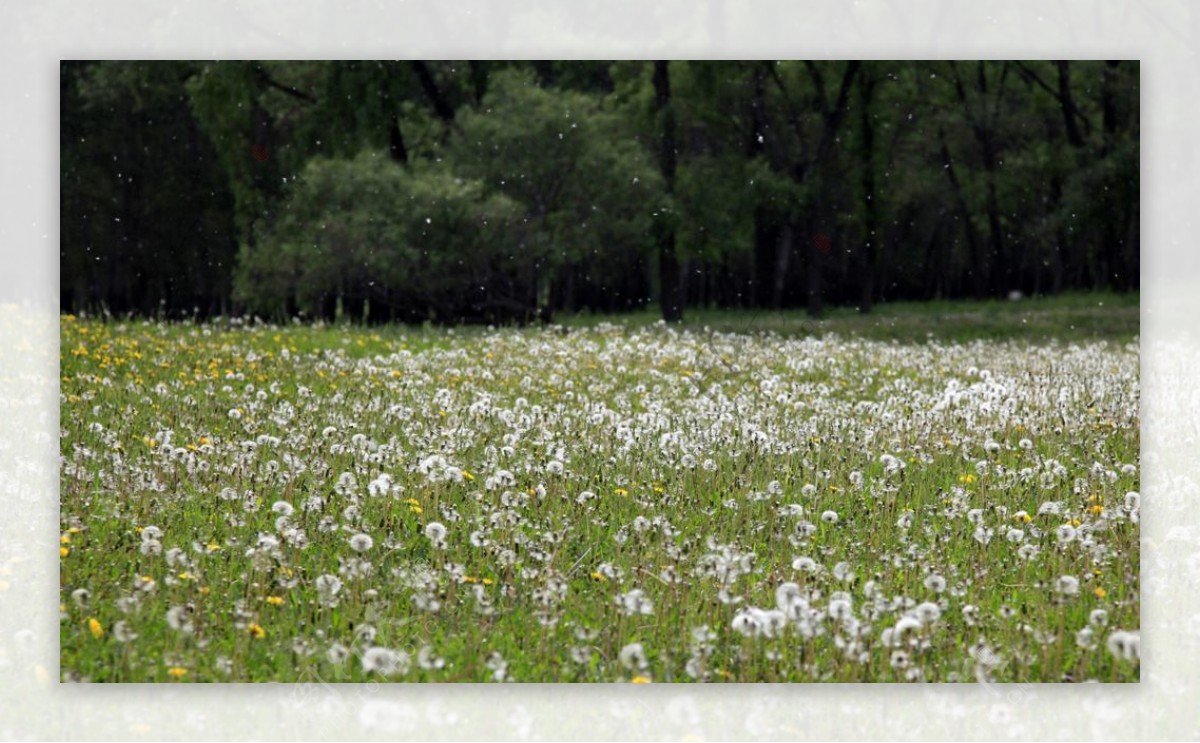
254, 67, 316, 103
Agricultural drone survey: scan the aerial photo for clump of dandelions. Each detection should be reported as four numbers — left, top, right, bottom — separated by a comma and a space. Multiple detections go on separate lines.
360, 647, 409, 677
616, 588, 654, 616
1106, 630, 1140, 662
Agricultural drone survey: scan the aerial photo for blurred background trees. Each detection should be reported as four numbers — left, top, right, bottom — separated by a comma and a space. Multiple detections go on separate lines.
60, 60, 1139, 323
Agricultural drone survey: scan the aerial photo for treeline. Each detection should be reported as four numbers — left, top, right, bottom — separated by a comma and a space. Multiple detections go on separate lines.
60, 60, 1139, 323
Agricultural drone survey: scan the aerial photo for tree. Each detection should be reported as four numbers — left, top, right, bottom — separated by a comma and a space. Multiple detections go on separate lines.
452, 68, 664, 317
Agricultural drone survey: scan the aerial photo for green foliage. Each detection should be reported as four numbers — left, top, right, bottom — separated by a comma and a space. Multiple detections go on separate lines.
61, 60, 1140, 320
237, 151, 521, 321
453, 69, 664, 267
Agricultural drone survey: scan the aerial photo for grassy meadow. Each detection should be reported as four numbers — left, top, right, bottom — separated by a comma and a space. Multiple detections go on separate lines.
59, 294, 1140, 682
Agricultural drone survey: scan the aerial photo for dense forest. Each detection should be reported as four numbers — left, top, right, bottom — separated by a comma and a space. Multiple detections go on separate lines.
60, 60, 1139, 323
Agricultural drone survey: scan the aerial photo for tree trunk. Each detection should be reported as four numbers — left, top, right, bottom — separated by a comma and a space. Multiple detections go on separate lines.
1101, 60, 1125, 291
653, 61, 684, 323
938, 130, 988, 299
858, 68, 878, 313
771, 222, 795, 309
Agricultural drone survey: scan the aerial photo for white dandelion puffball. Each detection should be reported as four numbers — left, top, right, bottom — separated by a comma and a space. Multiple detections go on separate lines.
1054, 575, 1080, 595
1106, 630, 1140, 662
349, 533, 373, 553
618, 642, 648, 671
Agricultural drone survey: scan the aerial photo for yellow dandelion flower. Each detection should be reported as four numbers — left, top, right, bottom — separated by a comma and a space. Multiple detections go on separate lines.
958, 473, 977, 485
631, 675, 652, 684
60, 534, 71, 544
590, 571, 607, 582
199, 586, 210, 596
167, 667, 188, 679
409, 505, 423, 514
87, 617, 104, 639
481, 577, 494, 586
247, 623, 266, 639
205, 543, 221, 552
265, 596, 284, 606
614, 488, 629, 497
60, 547, 69, 558
462, 470, 475, 481
1090, 505, 1104, 515
463, 576, 479, 584
1094, 587, 1107, 599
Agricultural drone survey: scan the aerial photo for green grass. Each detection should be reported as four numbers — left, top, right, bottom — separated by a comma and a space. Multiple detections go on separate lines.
558, 291, 1139, 345
59, 297, 1140, 683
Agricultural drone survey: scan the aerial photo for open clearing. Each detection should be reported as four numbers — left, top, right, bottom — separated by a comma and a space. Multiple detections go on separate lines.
60, 300, 1139, 682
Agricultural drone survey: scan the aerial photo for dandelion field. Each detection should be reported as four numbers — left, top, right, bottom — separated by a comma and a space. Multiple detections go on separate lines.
59, 307, 1140, 683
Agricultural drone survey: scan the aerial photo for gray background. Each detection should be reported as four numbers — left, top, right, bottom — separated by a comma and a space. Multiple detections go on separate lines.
1, 1, 1193, 739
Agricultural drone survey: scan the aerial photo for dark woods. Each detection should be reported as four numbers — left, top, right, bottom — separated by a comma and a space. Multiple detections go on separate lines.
60, 60, 1139, 324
